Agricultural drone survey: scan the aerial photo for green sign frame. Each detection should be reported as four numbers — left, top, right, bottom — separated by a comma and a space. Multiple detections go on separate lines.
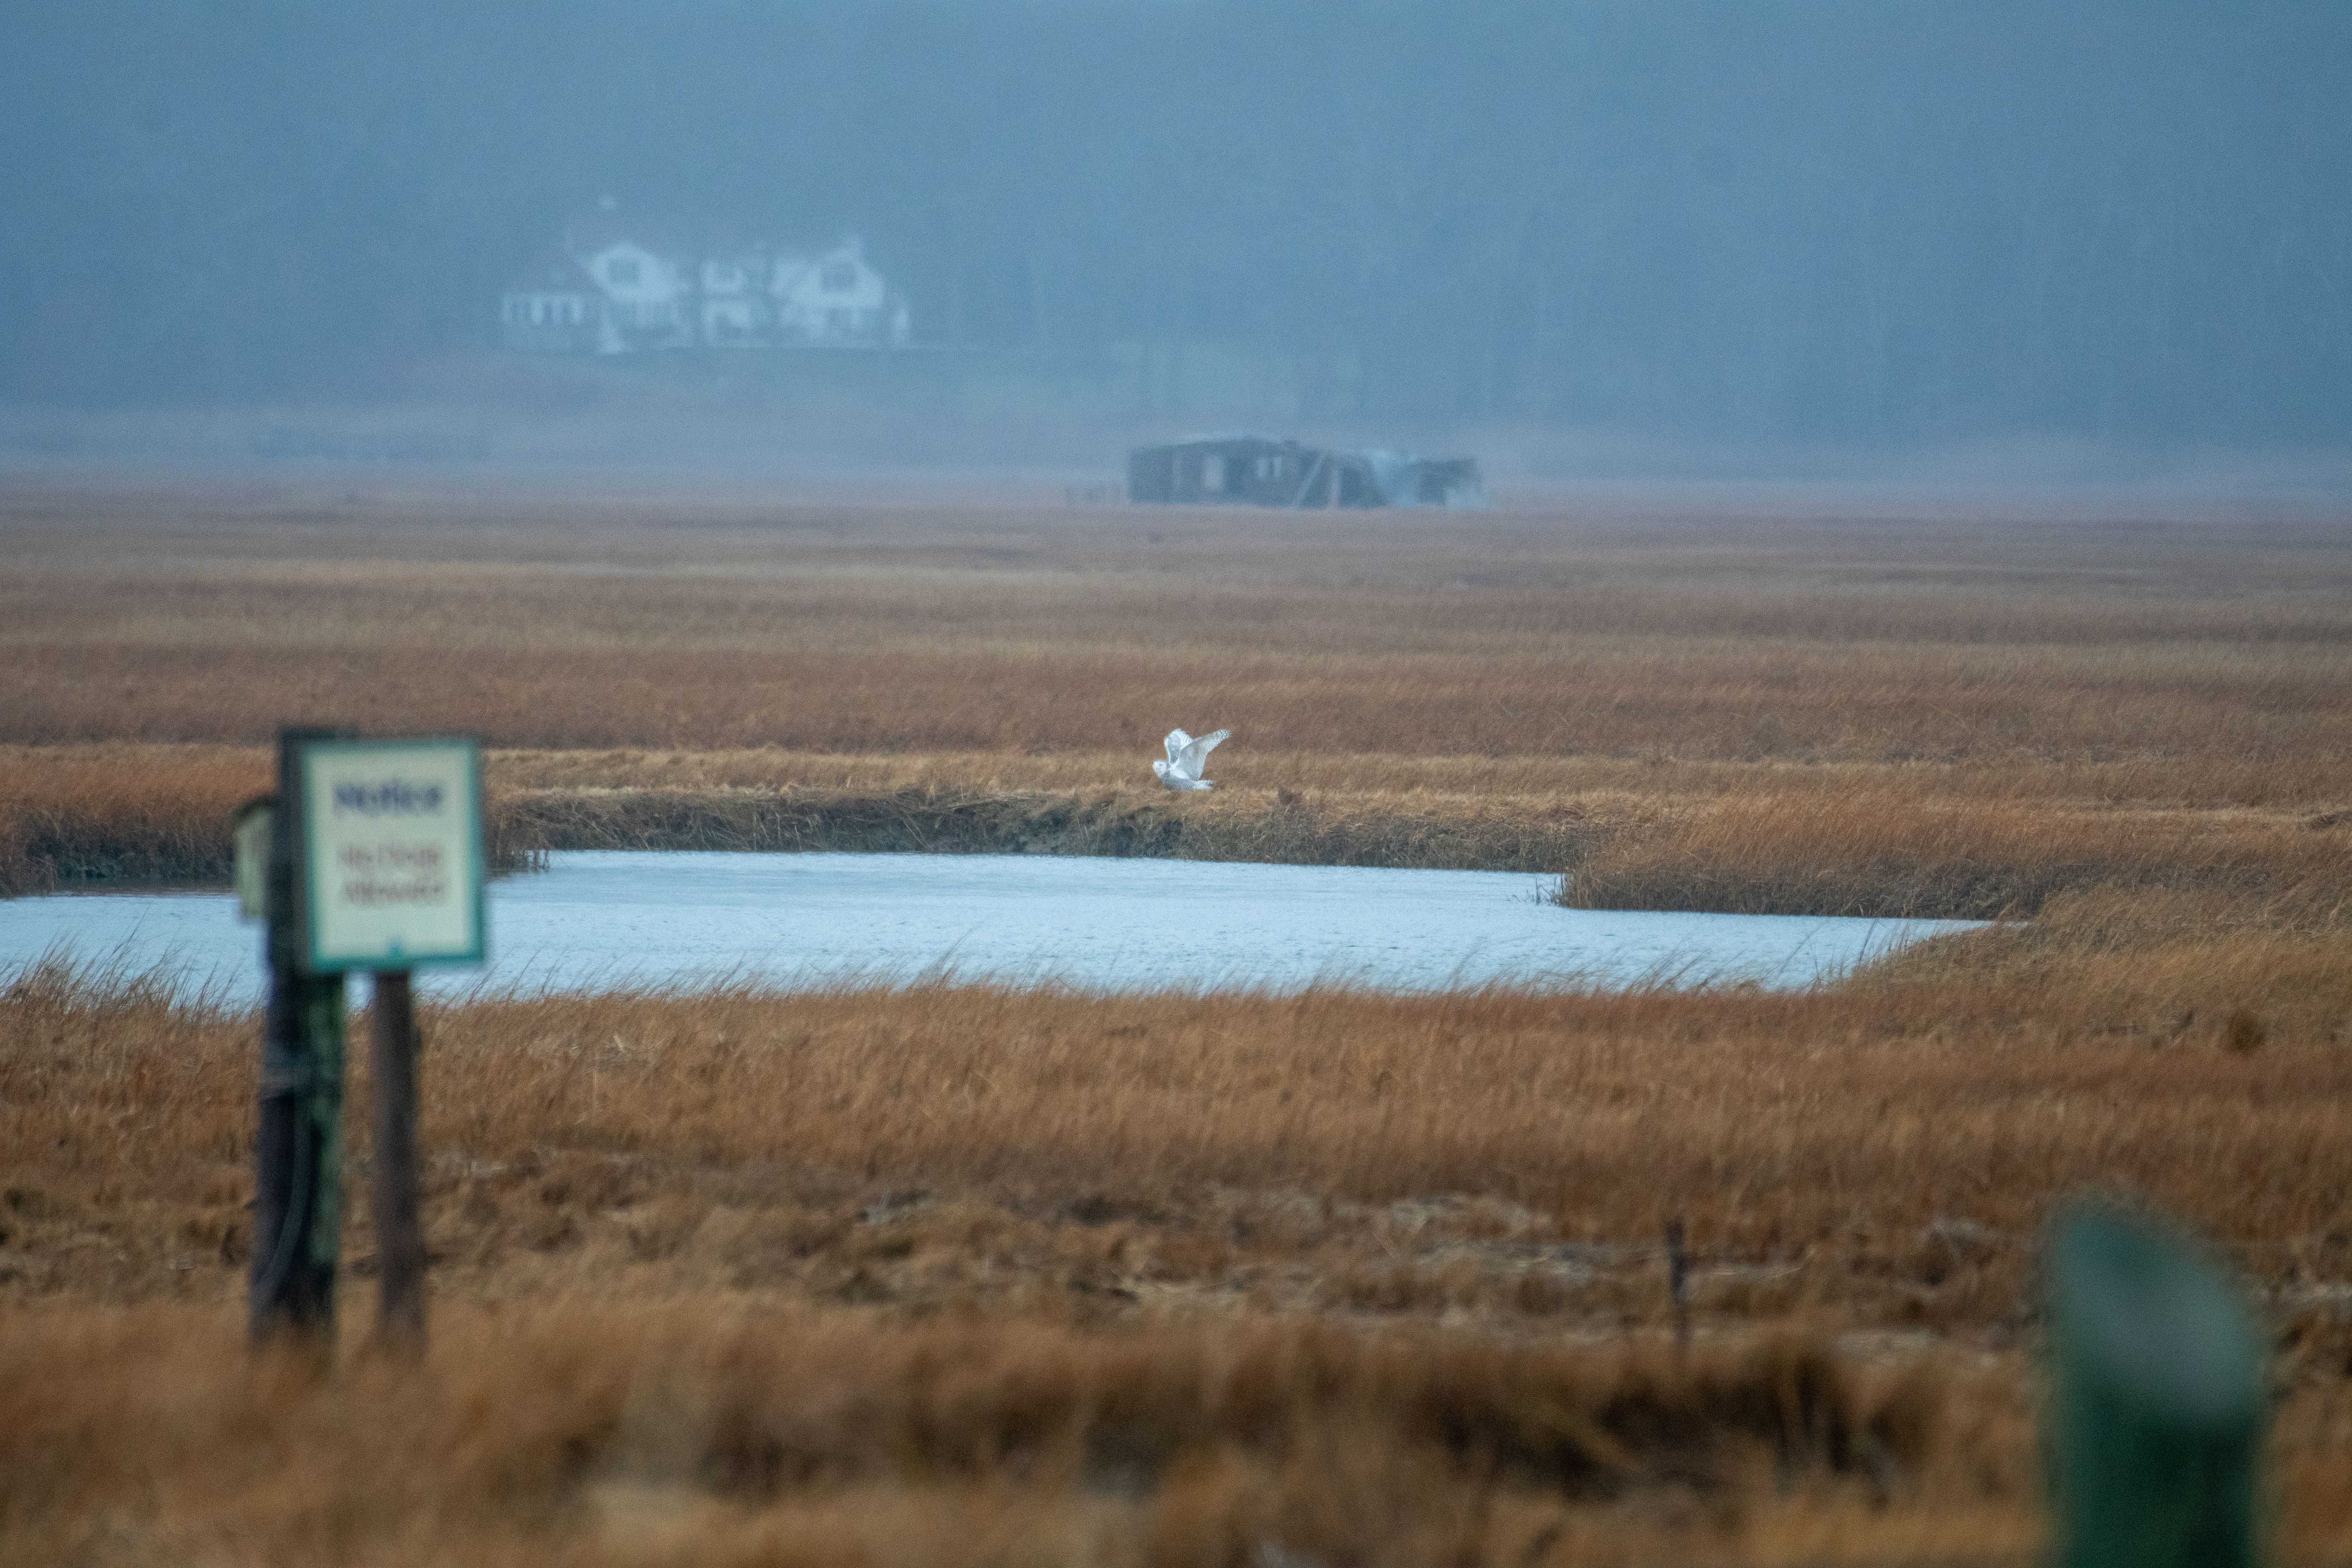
295, 735, 487, 973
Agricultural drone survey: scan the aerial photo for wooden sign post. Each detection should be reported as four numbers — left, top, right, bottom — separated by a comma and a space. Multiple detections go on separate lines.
2045, 1204, 2266, 1568
368, 969, 426, 1347
243, 729, 485, 1355
246, 728, 351, 1350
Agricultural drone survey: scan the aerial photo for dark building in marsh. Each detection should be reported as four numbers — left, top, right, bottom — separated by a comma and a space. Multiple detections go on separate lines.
1128, 438, 1485, 509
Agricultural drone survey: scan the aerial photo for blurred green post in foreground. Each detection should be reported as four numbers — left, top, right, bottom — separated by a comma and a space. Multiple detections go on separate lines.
2046, 1204, 2266, 1568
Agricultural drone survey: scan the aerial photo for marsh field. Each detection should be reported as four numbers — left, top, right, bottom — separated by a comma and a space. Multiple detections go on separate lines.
5, 472, 2352, 1565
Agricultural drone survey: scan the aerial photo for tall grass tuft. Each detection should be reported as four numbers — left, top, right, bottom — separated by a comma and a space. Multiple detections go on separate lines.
0, 1302, 2018, 1567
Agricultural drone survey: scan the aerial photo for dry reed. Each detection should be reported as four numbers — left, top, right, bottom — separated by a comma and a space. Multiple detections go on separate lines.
8, 475, 2352, 1561
9, 965, 2352, 1562
9, 953, 2352, 1333
5, 479, 2349, 783
0, 1300, 2034, 1568
1562, 785, 2352, 920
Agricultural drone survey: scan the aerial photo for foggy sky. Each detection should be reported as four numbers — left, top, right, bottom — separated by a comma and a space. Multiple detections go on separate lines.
3, 1, 2347, 450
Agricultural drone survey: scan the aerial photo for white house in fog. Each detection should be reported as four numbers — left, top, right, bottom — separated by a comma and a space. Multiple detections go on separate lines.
771, 240, 908, 346
699, 251, 767, 346
578, 237, 693, 349
499, 253, 603, 353
500, 206, 912, 354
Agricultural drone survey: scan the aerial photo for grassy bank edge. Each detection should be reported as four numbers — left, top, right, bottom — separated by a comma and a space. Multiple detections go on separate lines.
0, 765, 1597, 895
13, 773, 2348, 929
8, 746, 2347, 927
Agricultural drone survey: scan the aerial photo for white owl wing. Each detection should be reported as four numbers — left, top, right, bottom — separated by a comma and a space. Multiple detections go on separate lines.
1176, 728, 1230, 774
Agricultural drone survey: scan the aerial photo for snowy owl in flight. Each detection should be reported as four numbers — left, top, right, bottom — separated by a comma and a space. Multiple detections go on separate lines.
1153, 727, 1230, 791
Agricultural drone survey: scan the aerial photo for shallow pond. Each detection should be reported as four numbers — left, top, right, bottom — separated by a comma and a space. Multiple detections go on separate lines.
0, 850, 1978, 1002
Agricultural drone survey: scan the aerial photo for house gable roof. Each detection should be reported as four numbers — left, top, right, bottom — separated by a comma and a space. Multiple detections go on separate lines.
577, 239, 670, 272
560, 205, 697, 261
773, 240, 890, 305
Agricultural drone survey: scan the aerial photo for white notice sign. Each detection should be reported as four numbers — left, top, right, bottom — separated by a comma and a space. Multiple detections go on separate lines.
298, 737, 486, 971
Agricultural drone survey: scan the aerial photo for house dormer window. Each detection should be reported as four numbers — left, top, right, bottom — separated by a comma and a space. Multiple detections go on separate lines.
821, 260, 857, 292
607, 258, 640, 285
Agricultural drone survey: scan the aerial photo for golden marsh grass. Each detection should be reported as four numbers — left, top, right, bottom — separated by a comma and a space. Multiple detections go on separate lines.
8, 961, 2352, 1562
5, 474, 2352, 1561
5, 476, 2350, 781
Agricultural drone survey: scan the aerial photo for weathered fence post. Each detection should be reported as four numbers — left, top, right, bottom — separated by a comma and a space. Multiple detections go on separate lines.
1664, 1217, 1691, 1350
2045, 1203, 2266, 1568
250, 726, 352, 1348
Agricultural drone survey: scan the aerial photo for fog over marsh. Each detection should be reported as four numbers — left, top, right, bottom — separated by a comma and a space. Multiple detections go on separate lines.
3, 2, 2347, 472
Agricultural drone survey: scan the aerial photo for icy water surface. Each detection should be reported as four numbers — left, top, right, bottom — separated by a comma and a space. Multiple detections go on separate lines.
1, 850, 1979, 1002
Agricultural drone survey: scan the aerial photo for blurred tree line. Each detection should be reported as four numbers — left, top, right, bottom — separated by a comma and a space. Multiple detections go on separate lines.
3, 0, 2347, 446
